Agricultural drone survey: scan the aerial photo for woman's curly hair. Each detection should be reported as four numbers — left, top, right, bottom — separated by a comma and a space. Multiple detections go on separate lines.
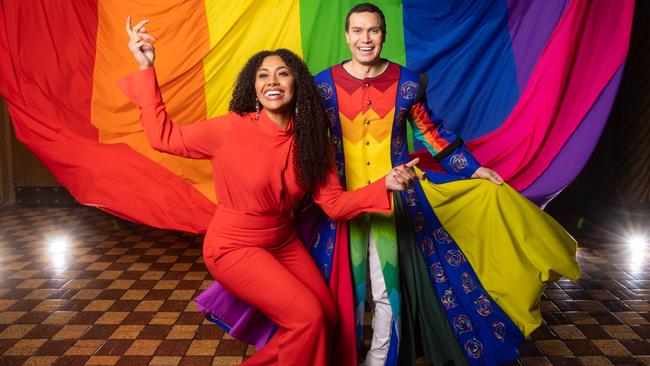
229, 49, 332, 194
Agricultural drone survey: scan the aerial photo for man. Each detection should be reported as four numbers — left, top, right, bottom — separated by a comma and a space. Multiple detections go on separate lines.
314, 3, 502, 365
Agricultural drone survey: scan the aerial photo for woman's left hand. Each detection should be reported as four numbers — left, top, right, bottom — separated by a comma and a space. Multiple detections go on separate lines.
125, 15, 156, 69
471, 166, 504, 185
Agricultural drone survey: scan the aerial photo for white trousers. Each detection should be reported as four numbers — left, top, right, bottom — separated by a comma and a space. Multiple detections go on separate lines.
365, 231, 392, 366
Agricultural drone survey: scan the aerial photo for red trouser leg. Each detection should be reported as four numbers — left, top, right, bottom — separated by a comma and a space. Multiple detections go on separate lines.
205, 240, 337, 366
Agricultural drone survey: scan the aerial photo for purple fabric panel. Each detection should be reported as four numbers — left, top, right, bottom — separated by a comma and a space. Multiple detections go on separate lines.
507, 0, 569, 91
296, 202, 322, 249
194, 282, 275, 350
522, 63, 625, 207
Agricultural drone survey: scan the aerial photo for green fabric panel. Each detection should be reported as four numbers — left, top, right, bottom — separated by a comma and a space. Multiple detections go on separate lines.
369, 213, 398, 269
407, 118, 415, 152
349, 218, 369, 319
299, 0, 406, 74
394, 194, 469, 366
350, 211, 403, 317
369, 213, 400, 309
349, 218, 370, 289
383, 262, 401, 316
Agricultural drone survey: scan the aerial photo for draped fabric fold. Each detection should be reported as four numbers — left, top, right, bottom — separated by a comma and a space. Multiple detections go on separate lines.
467, 0, 633, 191
0, 0, 634, 229
408, 0, 633, 205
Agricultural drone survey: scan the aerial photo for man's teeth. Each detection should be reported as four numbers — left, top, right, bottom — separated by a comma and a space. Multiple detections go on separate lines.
359, 47, 373, 51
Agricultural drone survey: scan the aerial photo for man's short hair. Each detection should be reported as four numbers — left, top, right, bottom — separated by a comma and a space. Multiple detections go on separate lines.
345, 3, 387, 42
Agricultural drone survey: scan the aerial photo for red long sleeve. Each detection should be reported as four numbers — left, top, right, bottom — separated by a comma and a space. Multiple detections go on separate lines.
117, 68, 231, 159
313, 170, 392, 221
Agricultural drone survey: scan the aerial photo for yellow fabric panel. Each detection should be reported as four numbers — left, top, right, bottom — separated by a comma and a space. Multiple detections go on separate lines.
343, 134, 392, 191
340, 108, 395, 144
418, 174, 580, 337
203, 0, 302, 117
341, 109, 395, 190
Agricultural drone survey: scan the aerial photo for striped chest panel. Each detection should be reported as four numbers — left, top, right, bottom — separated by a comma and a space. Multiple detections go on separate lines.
331, 63, 400, 190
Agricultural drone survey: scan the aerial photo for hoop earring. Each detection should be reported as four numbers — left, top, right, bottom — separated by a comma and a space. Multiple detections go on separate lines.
255, 98, 260, 120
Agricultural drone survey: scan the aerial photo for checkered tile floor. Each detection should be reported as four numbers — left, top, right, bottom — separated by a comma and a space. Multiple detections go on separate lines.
0, 205, 648, 366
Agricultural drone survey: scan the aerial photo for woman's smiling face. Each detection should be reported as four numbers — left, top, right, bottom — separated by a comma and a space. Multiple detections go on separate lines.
255, 55, 295, 115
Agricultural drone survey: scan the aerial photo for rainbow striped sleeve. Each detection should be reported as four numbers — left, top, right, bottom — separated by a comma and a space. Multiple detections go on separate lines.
409, 83, 480, 178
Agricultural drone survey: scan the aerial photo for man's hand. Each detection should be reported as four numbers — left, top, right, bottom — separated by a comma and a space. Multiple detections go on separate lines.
471, 166, 503, 185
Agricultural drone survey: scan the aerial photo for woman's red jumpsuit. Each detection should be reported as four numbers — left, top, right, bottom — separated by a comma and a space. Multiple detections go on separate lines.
118, 68, 392, 366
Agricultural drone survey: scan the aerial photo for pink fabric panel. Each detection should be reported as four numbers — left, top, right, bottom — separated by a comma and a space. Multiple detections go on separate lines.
467, 0, 634, 190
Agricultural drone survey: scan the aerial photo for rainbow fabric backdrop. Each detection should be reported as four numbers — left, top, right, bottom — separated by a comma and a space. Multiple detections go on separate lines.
0, 0, 634, 234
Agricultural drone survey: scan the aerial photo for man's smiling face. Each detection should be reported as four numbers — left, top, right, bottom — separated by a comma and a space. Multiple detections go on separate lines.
345, 11, 384, 66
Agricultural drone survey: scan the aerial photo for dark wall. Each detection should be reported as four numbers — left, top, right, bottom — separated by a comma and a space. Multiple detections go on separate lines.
0, 100, 71, 206
0, 100, 13, 205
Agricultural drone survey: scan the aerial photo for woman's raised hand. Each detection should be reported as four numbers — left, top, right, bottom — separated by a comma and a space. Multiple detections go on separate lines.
125, 15, 156, 69
385, 158, 424, 191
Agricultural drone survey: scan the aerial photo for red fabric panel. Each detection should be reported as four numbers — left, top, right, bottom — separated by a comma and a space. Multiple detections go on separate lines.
0, 1, 215, 233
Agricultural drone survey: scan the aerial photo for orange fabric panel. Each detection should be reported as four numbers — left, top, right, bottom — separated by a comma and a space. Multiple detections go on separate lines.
91, 0, 215, 201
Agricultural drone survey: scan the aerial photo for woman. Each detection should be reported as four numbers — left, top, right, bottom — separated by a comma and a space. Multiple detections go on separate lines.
119, 17, 419, 366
